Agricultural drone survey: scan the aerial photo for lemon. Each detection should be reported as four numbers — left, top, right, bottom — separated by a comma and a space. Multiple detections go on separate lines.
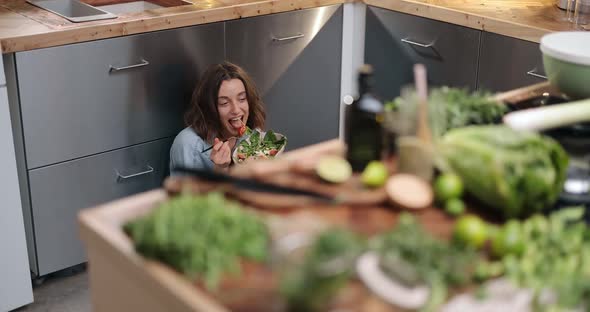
315, 156, 352, 183
361, 161, 389, 187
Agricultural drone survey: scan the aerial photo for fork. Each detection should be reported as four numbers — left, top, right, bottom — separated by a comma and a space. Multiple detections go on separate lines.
201, 137, 238, 153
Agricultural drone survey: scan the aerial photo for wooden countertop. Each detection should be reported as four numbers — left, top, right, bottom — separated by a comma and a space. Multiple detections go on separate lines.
364, 0, 584, 44
0, 0, 585, 53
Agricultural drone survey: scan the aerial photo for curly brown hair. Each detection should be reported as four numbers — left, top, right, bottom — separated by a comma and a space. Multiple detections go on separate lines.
185, 62, 266, 143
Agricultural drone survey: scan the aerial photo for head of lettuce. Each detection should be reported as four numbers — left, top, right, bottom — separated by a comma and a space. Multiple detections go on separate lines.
438, 126, 569, 218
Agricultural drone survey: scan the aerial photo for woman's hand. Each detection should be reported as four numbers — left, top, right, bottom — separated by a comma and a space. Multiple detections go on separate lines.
210, 137, 237, 171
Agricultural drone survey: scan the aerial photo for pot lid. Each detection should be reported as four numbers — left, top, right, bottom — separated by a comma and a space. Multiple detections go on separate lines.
541, 32, 590, 66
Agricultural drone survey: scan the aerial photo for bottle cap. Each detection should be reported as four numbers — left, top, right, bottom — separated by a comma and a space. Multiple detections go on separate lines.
359, 64, 374, 75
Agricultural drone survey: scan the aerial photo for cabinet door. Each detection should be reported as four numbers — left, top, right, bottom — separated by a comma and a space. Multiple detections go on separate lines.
226, 5, 343, 151
478, 32, 546, 93
28, 137, 172, 275
365, 6, 481, 101
16, 23, 224, 169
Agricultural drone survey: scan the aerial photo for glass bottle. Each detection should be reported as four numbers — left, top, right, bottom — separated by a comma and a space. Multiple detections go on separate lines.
344, 64, 385, 172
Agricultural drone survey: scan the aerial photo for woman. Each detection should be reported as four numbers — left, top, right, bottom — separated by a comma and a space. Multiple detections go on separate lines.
169, 62, 266, 174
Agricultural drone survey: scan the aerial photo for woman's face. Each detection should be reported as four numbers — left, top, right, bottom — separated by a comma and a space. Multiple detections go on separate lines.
217, 78, 249, 139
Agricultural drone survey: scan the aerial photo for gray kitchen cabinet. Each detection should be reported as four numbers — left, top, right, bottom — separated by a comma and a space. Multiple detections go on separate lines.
6, 22, 225, 276
365, 6, 481, 101
478, 32, 546, 93
226, 5, 343, 151
28, 137, 172, 275
16, 23, 224, 169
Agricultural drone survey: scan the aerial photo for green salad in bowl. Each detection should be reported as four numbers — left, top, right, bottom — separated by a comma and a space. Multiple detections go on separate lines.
233, 128, 287, 164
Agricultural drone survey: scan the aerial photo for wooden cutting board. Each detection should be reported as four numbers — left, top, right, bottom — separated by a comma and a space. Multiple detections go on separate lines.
165, 139, 392, 209
161, 176, 454, 312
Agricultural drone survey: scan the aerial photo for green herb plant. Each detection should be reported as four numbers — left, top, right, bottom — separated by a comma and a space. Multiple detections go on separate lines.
124, 192, 269, 289
430, 87, 508, 134
371, 213, 481, 311
280, 228, 364, 312
385, 86, 508, 140
476, 208, 590, 311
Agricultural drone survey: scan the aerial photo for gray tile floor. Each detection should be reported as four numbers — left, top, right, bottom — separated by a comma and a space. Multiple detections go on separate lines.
14, 265, 91, 312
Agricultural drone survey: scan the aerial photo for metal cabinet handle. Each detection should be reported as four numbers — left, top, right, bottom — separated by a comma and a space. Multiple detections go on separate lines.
526, 69, 547, 80
116, 165, 154, 180
109, 58, 149, 73
272, 33, 305, 42
401, 38, 434, 48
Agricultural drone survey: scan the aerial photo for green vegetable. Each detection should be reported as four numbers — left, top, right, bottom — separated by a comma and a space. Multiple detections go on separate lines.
491, 220, 525, 257
503, 97, 590, 132
482, 207, 590, 310
281, 228, 363, 312
453, 215, 488, 249
439, 126, 568, 218
421, 274, 447, 312
434, 173, 464, 203
361, 161, 389, 187
386, 87, 507, 140
429, 87, 508, 134
373, 213, 479, 289
124, 192, 269, 289
445, 198, 466, 216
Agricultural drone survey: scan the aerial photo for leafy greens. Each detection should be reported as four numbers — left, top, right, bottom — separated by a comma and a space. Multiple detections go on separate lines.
439, 126, 569, 218
235, 129, 287, 163
124, 192, 269, 289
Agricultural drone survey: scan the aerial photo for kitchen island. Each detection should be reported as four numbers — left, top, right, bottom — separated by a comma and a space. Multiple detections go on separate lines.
0, 0, 583, 53
78, 139, 457, 312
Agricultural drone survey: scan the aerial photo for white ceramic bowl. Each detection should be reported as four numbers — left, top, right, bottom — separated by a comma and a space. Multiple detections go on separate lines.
232, 130, 287, 165
540, 31, 590, 99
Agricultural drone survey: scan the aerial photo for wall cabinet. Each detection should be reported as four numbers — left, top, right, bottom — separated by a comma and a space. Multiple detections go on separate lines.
8, 22, 224, 276
226, 5, 344, 151
365, 6, 481, 101
16, 25, 223, 169
478, 31, 546, 93
364, 6, 545, 99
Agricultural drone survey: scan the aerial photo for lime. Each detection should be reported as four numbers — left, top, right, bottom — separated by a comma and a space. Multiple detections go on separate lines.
361, 161, 389, 188
434, 174, 464, 203
445, 198, 465, 216
453, 215, 488, 249
491, 220, 524, 258
315, 156, 353, 183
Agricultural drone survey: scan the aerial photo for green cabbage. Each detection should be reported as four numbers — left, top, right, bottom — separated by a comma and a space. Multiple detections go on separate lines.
439, 126, 569, 218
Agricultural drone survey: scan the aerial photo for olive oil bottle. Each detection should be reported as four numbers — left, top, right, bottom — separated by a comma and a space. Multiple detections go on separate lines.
344, 64, 385, 172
